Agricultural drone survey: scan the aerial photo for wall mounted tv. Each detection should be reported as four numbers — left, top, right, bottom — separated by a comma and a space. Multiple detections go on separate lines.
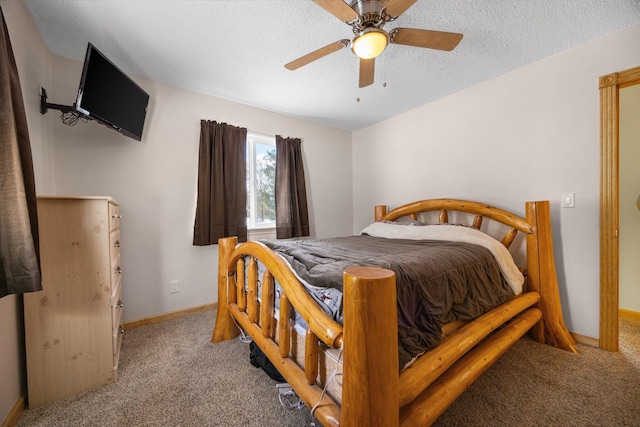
75, 43, 150, 141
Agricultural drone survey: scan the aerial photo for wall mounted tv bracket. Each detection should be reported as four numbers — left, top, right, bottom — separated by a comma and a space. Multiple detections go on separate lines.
39, 87, 74, 114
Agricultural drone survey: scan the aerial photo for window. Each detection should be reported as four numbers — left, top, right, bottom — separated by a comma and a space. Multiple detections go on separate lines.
246, 132, 276, 229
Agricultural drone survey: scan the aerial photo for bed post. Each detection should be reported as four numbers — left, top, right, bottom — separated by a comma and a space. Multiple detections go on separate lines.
212, 237, 241, 343
342, 267, 399, 427
525, 201, 577, 352
374, 205, 387, 222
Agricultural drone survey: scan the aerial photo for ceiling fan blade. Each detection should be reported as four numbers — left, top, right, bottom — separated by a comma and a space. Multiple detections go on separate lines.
384, 0, 417, 18
312, 0, 359, 23
390, 28, 463, 51
359, 58, 375, 88
285, 40, 349, 70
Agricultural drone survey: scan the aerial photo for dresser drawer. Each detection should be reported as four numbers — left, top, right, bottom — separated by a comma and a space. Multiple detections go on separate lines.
113, 323, 124, 375
112, 274, 124, 381
109, 227, 122, 306
112, 284, 123, 333
110, 229, 121, 268
109, 203, 121, 231
111, 263, 122, 306
111, 273, 122, 307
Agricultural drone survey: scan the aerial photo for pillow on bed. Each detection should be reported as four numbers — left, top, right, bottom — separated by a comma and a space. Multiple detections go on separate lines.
434, 222, 474, 228
360, 222, 524, 295
381, 219, 426, 226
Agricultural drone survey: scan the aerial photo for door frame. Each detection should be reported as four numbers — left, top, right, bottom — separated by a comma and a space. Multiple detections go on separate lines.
599, 65, 640, 351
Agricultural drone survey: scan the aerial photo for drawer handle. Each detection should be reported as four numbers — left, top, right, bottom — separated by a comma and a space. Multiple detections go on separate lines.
118, 325, 125, 334
117, 300, 124, 308
114, 240, 121, 248
116, 266, 122, 274
112, 214, 123, 219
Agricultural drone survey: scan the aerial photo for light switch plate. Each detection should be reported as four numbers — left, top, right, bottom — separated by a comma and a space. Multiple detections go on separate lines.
562, 193, 575, 208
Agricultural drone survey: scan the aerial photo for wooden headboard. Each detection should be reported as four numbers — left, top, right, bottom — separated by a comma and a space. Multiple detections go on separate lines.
375, 198, 575, 352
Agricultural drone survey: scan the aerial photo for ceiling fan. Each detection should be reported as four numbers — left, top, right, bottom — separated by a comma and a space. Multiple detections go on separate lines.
285, 0, 463, 88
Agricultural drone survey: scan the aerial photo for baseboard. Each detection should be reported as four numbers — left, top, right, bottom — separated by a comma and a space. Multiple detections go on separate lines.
561, 313, 638, 348
570, 331, 599, 348
2, 394, 25, 427
123, 302, 217, 331
619, 308, 640, 320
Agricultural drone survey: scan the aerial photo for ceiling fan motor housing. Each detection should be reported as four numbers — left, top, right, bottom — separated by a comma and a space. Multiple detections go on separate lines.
350, 0, 385, 16
350, 0, 390, 33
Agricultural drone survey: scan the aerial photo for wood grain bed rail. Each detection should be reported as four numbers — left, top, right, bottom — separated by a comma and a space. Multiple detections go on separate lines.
398, 291, 541, 407
212, 199, 577, 426
399, 307, 543, 425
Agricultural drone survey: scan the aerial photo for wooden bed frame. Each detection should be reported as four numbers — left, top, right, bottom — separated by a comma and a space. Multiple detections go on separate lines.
212, 199, 577, 426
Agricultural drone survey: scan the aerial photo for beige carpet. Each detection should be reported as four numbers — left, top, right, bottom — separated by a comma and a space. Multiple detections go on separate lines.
433, 317, 640, 426
17, 312, 640, 426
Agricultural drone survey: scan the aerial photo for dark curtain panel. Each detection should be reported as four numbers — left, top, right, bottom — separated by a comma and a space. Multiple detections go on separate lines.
0, 6, 42, 298
275, 136, 309, 239
193, 120, 247, 245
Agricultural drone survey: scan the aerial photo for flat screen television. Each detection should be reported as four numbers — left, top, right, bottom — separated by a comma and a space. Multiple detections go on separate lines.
75, 43, 150, 141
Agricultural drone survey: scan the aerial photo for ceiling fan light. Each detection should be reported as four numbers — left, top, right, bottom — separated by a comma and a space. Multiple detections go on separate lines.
352, 29, 388, 59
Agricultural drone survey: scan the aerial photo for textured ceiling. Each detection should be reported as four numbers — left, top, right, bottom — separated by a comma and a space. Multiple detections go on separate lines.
22, 0, 640, 131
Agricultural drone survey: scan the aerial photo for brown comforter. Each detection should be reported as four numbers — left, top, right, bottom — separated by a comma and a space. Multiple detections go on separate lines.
262, 235, 515, 369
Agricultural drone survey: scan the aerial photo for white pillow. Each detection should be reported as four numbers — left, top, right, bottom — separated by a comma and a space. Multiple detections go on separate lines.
360, 222, 524, 295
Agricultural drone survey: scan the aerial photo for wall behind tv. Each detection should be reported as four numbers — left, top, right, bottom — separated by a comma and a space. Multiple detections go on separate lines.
49, 56, 353, 323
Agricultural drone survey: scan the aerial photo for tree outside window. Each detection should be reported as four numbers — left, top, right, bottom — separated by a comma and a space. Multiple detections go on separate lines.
247, 133, 276, 228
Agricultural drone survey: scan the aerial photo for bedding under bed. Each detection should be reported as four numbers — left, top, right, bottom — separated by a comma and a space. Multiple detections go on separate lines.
261, 223, 522, 369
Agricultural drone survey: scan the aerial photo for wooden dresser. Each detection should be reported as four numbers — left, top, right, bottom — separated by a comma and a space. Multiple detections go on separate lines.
24, 196, 124, 408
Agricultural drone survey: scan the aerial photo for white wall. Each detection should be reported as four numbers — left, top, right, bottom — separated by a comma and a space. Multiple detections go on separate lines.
352, 23, 640, 339
620, 84, 640, 312
0, 0, 54, 421
48, 56, 353, 322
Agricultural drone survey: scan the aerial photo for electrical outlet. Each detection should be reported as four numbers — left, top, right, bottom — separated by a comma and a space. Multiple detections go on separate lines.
170, 280, 179, 294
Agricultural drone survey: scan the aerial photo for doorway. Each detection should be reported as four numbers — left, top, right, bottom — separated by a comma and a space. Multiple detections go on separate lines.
619, 85, 640, 326
599, 65, 640, 351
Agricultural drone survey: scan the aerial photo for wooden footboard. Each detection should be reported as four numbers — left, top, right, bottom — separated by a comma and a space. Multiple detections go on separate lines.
211, 199, 576, 426
212, 238, 398, 426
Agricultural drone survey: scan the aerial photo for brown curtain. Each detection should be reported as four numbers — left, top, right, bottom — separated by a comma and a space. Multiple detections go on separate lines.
193, 120, 247, 245
0, 6, 42, 298
275, 136, 309, 239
